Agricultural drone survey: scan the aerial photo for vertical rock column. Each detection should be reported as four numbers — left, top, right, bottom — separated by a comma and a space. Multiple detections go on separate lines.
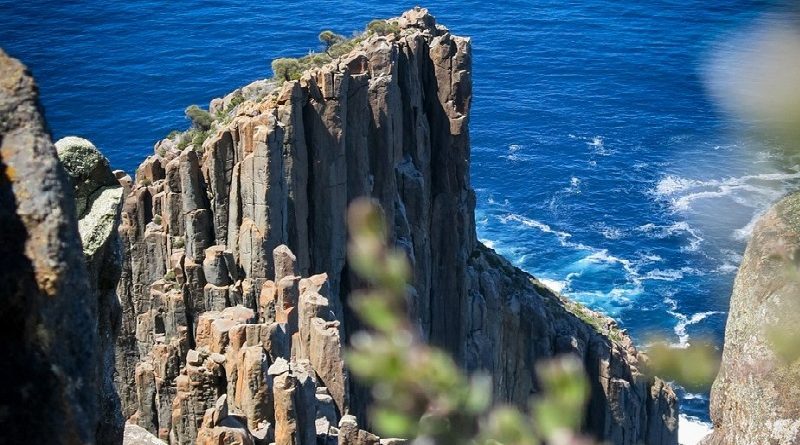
0, 49, 109, 444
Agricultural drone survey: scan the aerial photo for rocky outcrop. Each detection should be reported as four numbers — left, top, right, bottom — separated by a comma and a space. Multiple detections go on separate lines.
0, 49, 118, 444
124, 424, 167, 445
704, 192, 800, 445
114, 8, 677, 444
123, 243, 363, 444
56, 135, 126, 445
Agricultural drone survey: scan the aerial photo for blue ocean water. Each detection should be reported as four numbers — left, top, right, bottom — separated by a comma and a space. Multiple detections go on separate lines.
2, 1, 797, 441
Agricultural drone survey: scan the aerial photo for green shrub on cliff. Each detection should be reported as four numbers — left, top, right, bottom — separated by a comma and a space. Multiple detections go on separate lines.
226, 91, 245, 112
366, 19, 401, 36
191, 129, 209, 152
164, 270, 176, 282
185, 105, 213, 131
271, 57, 303, 82
345, 199, 594, 445
270, 27, 370, 84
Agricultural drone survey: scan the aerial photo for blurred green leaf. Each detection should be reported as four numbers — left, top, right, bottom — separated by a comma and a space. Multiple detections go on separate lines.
349, 290, 402, 332
767, 323, 800, 364
481, 407, 537, 445
647, 339, 720, 392
344, 199, 597, 445
465, 374, 493, 414
532, 356, 589, 438
373, 407, 418, 437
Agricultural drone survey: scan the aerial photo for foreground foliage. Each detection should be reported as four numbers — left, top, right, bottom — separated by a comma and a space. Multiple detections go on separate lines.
345, 199, 594, 445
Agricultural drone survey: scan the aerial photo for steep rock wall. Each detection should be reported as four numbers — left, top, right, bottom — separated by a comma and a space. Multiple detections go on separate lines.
704, 191, 800, 445
114, 8, 678, 444
0, 50, 122, 444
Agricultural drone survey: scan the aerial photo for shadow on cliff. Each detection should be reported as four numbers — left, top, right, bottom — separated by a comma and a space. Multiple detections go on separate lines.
0, 156, 77, 444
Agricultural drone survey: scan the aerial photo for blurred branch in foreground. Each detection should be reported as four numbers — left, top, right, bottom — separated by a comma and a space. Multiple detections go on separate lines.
344, 198, 594, 445
646, 339, 720, 393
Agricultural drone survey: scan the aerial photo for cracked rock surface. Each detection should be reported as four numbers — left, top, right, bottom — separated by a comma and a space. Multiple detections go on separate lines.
113, 8, 677, 445
0, 49, 122, 445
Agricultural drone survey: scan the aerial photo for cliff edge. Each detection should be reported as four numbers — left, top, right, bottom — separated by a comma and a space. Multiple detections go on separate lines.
114, 8, 677, 445
0, 49, 123, 444
704, 191, 800, 445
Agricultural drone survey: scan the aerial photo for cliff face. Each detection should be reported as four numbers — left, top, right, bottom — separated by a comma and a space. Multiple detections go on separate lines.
704, 192, 800, 445
114, 8, 677, 445
0, 50, 122, 444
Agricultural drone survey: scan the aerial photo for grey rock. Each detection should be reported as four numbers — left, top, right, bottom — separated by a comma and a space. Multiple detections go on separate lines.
0, 49, 122, 444
703, 192, 800, 445
203, 245, 234, 286
124, 423, 168, 445
337, 415, 379, 445
56, 136, 126, 445
54, 135, 118, 217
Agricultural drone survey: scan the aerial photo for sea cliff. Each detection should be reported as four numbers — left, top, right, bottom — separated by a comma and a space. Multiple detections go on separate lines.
113, 8, 676, 444
704, 191, 800, 445
0, 8, 677, 445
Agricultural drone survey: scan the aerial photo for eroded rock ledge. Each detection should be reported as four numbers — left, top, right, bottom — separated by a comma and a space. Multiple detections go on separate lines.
114, 7, 677, 445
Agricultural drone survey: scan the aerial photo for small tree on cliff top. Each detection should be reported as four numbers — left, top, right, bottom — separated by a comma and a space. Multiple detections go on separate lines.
319, 30, 345, 53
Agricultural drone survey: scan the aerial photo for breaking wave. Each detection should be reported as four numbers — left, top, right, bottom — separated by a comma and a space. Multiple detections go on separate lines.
653, 171, 800, 213
665, 297, 722, 348
679, 415, 712, 445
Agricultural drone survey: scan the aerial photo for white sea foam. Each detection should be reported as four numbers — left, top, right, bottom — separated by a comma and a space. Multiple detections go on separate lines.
683, 392, 709, 401
570, 285, 641, 313
587, 135, 612, 156
597, 223, 624, 240
733, 209, 766, 240
500, 213, 573, 246
575, 249, 645, 287
639, 253, 664, 263
564, 176, 582, 194
503, 143, 527, 161
579, 249, 633, 269
674, 311, 720, 348
539, 278, 568, 293
655, 175, 703, 196
643, 267, 703, 282
638, 221, 704, 252
653, 171, 800, 213
679, 415, 712, 445
665, 296, 722, 348
716, 249, 743, 274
